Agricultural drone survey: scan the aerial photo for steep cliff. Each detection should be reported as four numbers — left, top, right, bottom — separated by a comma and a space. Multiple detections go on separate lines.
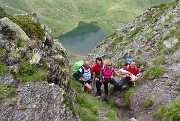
0, 9, 80, 121
88, 0, 180, 121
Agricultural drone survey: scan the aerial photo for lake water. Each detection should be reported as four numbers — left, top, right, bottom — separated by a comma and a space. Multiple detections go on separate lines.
57, 22, 108, 55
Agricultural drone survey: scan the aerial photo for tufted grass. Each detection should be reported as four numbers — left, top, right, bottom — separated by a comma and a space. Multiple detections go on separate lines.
153, 97, 180, 121
144, 96, 154, 107
152, 55, 167, 65
143, 66, 166, 80
8, 15, 44, 41
15, 61, 48, 82
68, 78, 120, 121
0, 62, 9, 76
0, 84, 16, 101
124, 87, 135, 107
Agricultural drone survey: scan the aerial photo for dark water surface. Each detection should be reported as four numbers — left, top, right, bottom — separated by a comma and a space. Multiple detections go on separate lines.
57, 22, 108, 55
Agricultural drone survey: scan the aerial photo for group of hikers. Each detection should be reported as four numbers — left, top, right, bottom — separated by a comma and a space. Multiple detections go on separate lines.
73, 57, 141, 96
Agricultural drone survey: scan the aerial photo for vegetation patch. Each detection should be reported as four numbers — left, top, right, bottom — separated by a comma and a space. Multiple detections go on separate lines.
0, 84, 16, 101
152, 55, 166, 65
15, 61, 48, 82
144, 96, 154, 107
153, 97, 180, 121
17, 39, 26, 48
124, 87, 135, 107
9, 15, 44, 41
143, 66, 166, 80
0, 62, 9, 76
68, 78, 120, 121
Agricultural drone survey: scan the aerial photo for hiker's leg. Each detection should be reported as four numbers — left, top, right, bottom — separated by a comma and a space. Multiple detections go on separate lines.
128, 81, 135, 87
84, 86, 87, 92
85, 83, 92, 93
110, 78, 120, 92
96, 79, 102, 96
119, 77, 128, 88
103, 82, 109, 95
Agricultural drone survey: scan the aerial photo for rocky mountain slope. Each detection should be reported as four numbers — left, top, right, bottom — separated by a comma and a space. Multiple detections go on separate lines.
88, 0, 180, 121
0, 8, 80, 121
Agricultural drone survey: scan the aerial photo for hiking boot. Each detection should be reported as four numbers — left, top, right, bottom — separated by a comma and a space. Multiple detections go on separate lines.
95, 91, 102, 96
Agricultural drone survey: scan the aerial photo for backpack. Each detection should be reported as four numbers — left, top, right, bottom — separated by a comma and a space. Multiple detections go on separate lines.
125, 58, 133, 66
74, 60, 84, 73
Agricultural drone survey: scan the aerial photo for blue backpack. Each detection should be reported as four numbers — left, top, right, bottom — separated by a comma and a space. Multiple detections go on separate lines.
125, 58, 133, 66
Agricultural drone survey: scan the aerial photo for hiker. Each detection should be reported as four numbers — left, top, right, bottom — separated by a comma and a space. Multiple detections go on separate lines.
91, 57, 104, 96
100, 59, 120, 95
119, 60, 141, 88
73, 61, 92, 93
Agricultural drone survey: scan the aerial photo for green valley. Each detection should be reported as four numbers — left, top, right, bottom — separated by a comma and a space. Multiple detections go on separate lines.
1, 0, 172, 37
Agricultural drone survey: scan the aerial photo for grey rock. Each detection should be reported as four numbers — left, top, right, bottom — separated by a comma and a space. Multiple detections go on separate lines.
0, 82, 80, 121
163, 38, 178, 50
172, 49, 180, 61
170, 63, 180, 76
0, 17, 32, 47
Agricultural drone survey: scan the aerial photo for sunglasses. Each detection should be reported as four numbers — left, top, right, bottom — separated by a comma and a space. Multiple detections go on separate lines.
108, 65, 112, 66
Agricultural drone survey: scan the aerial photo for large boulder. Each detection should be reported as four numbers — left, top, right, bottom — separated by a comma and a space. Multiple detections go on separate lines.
0, 80, 80, 121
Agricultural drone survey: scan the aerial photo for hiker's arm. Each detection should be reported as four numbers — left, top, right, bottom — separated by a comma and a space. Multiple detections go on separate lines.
114, 70, 119, 76
136, 73, 141, 81
73, 70, 83, 81
119, 69, 131, 75
100, 71, 103, 82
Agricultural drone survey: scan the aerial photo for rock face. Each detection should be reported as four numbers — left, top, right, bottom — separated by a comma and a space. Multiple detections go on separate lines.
0, 79, 78, 121
88, 1, 180, 121
0, 8, 80, 121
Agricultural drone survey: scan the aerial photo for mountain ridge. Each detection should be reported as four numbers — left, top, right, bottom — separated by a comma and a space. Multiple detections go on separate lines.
1, 0, 173, 37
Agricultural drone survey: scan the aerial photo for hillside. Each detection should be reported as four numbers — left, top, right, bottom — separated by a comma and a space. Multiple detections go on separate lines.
1, 0, 172, 37
88, 0, 180, 120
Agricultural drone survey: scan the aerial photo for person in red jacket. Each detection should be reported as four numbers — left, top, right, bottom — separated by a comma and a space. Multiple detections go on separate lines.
91, 57, 104, 96
119, 60, 141, 88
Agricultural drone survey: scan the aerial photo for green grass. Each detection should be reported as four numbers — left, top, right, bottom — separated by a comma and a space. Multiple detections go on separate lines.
152, 55, 167, 65
143, 66, 166, 80
124, 87, 135, 107
0, 62, 9, 76
68, 78, 120, 121
144, 96, 154, 107
153, 97, 180, 121
0, 84, 16, 101
1, 0, 173, 37
8, 15, 44, 41
15, 61, 48, 82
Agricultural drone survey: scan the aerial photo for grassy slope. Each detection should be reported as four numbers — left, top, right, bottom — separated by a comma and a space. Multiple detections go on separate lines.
1, 0, 172, 37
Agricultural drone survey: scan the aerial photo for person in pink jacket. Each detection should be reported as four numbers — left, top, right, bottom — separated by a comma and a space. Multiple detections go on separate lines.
100, 59, 120, 95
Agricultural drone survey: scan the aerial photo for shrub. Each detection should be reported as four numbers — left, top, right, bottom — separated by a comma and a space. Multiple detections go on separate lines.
153, 98, 180, 121
143, 66, 166, 80
144, 96, 154, 107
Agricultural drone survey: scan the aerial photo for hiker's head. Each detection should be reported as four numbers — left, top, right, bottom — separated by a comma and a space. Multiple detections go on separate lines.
95, 57, 102, 65
84, 61, 90, 69
130, 60, 136, 68
105, 59, 112, 69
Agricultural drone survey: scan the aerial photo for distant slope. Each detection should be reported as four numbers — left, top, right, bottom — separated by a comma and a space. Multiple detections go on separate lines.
1, 0, 173, 36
